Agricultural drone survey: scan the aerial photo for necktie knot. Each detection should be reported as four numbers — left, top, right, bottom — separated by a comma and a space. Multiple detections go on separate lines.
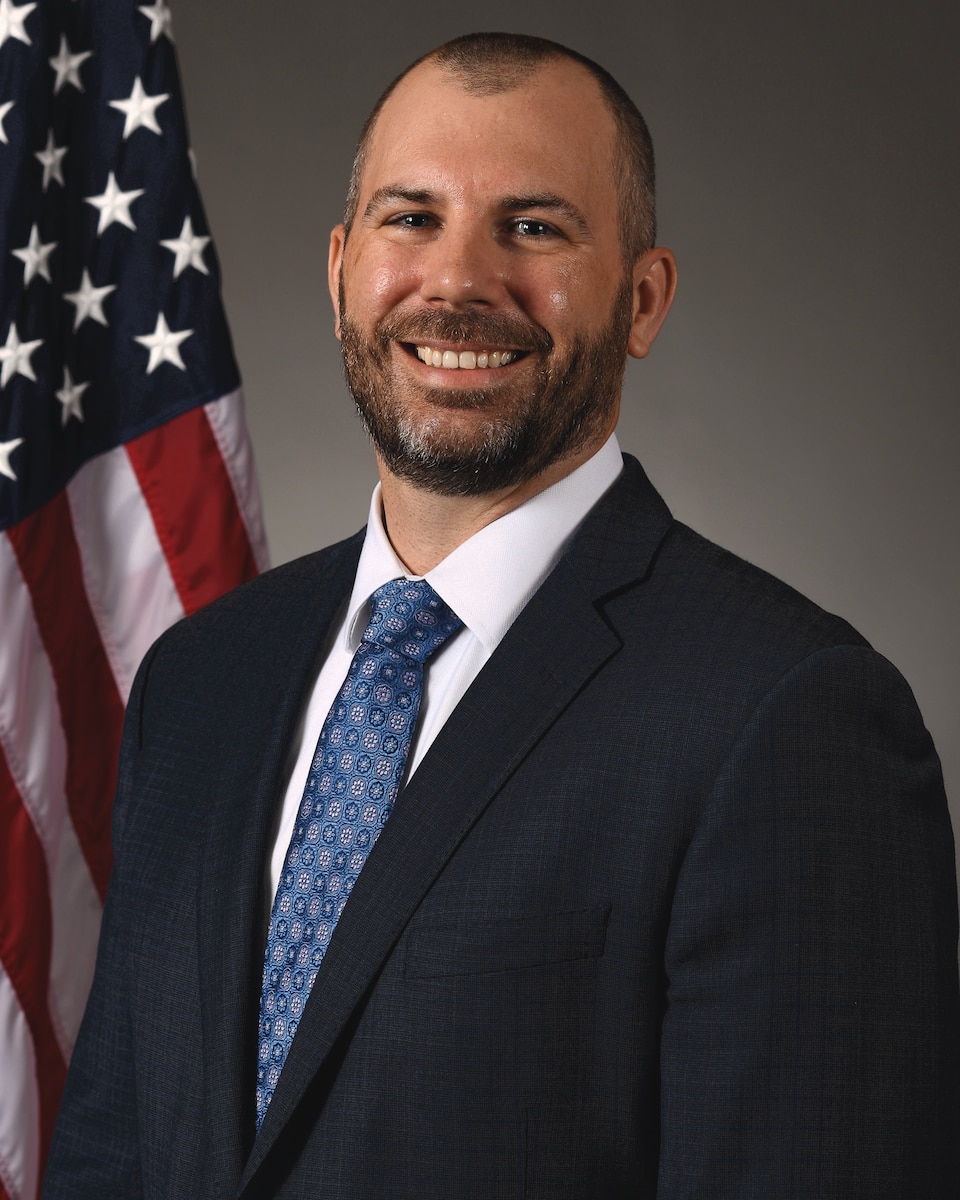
361, 578, 462, 663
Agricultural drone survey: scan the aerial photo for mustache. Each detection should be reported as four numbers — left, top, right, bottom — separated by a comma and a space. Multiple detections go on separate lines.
376, 309, 553, 354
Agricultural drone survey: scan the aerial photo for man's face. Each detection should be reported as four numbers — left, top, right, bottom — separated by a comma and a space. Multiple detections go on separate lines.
329, 60, 643, 496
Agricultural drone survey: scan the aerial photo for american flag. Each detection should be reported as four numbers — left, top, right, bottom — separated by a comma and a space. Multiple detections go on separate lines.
0, 1, 269, 1195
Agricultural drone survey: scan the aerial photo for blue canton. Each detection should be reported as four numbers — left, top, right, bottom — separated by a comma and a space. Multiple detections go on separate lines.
0, 0, 239, 530
256, 578, 462, 1127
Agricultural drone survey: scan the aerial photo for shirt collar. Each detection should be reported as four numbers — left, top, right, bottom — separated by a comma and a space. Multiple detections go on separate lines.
344, 433, 623, 652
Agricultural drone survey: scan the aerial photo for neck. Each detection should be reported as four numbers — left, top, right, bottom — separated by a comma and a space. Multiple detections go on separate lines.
377, 444, 602, 575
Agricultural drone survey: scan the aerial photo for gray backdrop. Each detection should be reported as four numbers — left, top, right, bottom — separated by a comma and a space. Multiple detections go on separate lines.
173, 2, 958, 864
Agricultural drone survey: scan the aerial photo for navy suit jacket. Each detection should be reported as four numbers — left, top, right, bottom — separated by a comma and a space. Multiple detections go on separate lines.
45, 455, 960, 1198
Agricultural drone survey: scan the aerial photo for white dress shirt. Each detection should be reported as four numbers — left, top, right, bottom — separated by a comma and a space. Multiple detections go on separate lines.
266, 434, 624, 903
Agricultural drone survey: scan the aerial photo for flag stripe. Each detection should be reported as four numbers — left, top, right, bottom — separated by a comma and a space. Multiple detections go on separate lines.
204, 391, 271, 574
125, 404, 260, 617
45, 829, 102, 1057
0, 962, 39, 1200
0, 752, 66, 1196
6, 499, 125, 903
0, 535, 101, 1057
67, 447, 185, 705
0, 534, 70, 897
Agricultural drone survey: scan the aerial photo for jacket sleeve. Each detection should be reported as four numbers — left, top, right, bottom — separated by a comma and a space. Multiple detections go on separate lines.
41, 644, 160, 1199
657, 644, 960, 1198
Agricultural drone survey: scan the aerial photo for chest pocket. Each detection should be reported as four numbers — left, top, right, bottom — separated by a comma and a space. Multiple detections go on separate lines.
403, 903, 610, 979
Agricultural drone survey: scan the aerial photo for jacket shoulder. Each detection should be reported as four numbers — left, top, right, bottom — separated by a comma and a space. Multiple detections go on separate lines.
654, 518, 868, 658
579, 455, 869, 672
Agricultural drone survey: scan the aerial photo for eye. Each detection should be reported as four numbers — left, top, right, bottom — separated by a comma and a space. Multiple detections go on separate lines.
511, 218, 557, 239
387, 211, 435, 230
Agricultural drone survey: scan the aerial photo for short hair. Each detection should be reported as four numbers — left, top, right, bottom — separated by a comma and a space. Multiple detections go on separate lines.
343, 32, 657, 261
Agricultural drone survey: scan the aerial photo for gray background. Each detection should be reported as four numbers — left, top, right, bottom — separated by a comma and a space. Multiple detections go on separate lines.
173, 2, 958, 862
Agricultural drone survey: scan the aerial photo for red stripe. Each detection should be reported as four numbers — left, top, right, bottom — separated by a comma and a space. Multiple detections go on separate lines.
0, 746, 68, 1184
6, 500, 123, 902
125, 406, 259, 617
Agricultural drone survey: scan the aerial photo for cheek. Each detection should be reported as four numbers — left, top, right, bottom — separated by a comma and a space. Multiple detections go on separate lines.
370, 264, 402, 304
520, 263, 583, 332
547, 289, 570, 315
350, 251, 421, 310
532, 260, 622, 338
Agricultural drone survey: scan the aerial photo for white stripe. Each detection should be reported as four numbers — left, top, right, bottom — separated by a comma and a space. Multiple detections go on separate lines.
67, 447, 186, 704
0, 537, 102, 1055
0, 962, 39, 1200
46, 829, 102, 1054
204, 389, 271, 572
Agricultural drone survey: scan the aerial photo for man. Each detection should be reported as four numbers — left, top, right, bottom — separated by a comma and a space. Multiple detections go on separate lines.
45, 32, 959, 1199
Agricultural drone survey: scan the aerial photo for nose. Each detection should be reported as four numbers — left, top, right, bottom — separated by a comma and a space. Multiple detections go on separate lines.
417, 222, 503, 309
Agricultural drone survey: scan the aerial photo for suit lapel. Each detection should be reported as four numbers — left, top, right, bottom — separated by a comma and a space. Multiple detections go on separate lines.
195, 540, 362, 1190
239, 455, 673, 1190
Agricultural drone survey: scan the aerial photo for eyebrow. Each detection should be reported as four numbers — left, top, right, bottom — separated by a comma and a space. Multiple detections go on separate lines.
363, 186, 436, 220
500, 194, 593, 238
363, 186, 593, 237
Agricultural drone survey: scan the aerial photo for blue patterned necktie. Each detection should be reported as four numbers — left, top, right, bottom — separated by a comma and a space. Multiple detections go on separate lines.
256, 578, 462, 1127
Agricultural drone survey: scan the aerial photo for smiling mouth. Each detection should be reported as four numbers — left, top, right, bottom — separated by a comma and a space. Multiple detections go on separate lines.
410, 343, 522, 370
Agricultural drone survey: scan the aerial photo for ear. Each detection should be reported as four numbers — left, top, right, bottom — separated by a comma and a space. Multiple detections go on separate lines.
328, 224, 347, 340
627, 247, 677, 359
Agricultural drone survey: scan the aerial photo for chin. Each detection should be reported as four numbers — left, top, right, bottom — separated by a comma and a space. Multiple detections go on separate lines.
368, 411, 532, 496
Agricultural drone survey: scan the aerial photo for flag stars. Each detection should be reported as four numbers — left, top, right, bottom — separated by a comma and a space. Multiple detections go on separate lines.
138, 0, 173, 43
84, 172, 145, 234
35, 130, 67, 190
0, 438, 24, 482
64, 270, 116, 329
0, 0, 36, 51
48, 34, 92, 95
0, 323, 43, 388
109, 76, 169, 139
56, 368, 89, 425
160, 216, 210, 278
0, 101, 13, 145
134, 313, 192, 373
11, 224, 57, 285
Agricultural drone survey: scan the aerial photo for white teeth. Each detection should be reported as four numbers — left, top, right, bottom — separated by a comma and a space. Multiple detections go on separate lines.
416, 345, 516, 370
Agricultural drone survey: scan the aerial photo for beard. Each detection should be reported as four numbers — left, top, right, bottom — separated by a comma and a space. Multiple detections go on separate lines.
338, 275, 634, 497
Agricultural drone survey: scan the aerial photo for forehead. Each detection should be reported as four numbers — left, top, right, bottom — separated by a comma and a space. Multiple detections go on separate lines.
359, 59, 620, 216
